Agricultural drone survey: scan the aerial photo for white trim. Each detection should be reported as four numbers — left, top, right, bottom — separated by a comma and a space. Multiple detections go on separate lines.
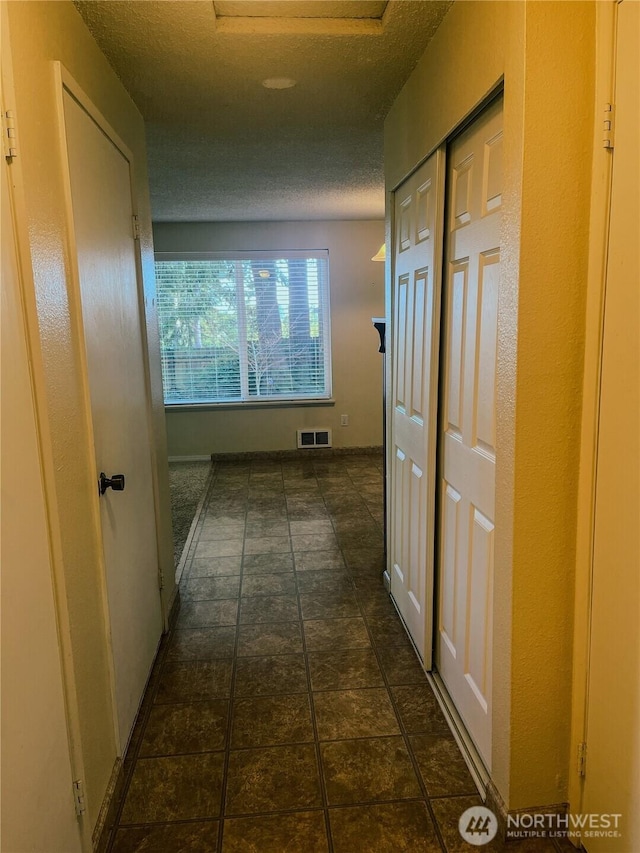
155, 249, 329, 262
58, 65, 135, 180
165, 398, 335, 412
569, 0, 617, 819
168, 455, 212, 462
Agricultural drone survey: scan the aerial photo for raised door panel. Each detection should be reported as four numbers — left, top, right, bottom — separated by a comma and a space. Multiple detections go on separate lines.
466, 509, 494, 710
394, 275, 409, 414
474, 252, 500, 456
410, 269, 428, 423
445, 263, 467, 439
438, 482, 462, 660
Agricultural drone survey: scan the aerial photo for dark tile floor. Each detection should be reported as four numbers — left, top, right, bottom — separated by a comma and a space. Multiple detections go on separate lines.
108, 453, 564, 852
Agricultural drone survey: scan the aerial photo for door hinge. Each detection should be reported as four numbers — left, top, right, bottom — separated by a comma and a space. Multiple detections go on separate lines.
603, 103, 615, 149
577, 741, 587, 777
73, 779, 86, 816
157, 567, 164, 591
132, 214, 141, 240
2, 109, 18, 160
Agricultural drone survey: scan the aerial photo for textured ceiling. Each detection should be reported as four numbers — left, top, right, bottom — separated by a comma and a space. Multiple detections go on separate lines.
74, 0, 452, 221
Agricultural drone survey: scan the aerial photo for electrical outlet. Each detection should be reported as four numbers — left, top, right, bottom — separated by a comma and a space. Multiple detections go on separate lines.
340, 414, 349, 426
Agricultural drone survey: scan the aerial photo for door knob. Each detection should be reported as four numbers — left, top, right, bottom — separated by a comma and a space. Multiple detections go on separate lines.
99, 472, 126, 495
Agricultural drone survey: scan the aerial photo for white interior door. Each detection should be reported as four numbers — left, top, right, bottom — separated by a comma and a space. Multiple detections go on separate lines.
390, 150, 444, 664
63, 87, 163, 752
435, 97, 503, 768
582, 2, 639, 848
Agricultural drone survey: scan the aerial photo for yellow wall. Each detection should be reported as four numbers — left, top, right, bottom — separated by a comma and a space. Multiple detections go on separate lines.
1, 102, 82, 853
385, 0, 594, 810
4, 0, 175, 836
154, 220, 385, 456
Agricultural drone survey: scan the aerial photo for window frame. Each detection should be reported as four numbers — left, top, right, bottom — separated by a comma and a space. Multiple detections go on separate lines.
155, 250, 333, 408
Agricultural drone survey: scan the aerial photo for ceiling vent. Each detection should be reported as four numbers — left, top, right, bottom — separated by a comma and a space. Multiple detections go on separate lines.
297, 428, 332, 449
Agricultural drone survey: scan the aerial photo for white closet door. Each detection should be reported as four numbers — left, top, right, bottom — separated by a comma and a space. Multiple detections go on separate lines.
436, 97, 503, 768
390, 150, 444, 664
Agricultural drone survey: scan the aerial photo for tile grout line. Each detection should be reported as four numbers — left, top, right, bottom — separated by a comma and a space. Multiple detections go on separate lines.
216, 465, 250, 853
292, 466, 335, 852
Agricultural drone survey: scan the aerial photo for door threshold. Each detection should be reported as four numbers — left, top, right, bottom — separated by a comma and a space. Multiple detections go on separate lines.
427, 670, 491, 799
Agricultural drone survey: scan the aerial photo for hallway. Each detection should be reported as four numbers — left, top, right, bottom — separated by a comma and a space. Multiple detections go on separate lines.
108, 453, 556, 852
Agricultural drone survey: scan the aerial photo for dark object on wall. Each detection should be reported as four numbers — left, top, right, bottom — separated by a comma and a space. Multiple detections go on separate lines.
372, 318, 386, 353
372, 318, 387, 563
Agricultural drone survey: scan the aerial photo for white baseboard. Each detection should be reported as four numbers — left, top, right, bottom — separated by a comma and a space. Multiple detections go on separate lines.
168, 455, 211, 462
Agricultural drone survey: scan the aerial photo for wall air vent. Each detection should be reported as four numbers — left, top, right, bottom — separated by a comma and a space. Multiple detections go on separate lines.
297, 429, 332, 449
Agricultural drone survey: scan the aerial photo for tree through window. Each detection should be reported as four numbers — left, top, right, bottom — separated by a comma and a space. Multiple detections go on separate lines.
155, 251, 331, 404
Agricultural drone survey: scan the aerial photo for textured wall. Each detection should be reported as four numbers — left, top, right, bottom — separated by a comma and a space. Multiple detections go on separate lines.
385, 0, 594, 811
154, 220, 385, 456
1, 101, 83, 853
5, 0, 175, 835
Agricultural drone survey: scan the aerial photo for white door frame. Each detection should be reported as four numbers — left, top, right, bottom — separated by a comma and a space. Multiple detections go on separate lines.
568, 0, 616, 815
570, 0, 639, 833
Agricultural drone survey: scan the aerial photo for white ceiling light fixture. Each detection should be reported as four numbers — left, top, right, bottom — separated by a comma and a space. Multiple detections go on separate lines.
262, 77, 297, 89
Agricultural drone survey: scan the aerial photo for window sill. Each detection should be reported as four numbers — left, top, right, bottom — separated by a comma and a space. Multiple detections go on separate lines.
165, 399, 336, 413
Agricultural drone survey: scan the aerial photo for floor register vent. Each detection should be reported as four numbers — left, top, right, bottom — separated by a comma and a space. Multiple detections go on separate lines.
297, 429, 332, 449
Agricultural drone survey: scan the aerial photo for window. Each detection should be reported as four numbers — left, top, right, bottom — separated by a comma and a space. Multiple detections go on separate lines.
155, 251, 331, 405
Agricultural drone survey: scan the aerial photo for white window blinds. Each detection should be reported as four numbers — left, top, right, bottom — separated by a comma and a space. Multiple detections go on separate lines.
155, 252, 331, 405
